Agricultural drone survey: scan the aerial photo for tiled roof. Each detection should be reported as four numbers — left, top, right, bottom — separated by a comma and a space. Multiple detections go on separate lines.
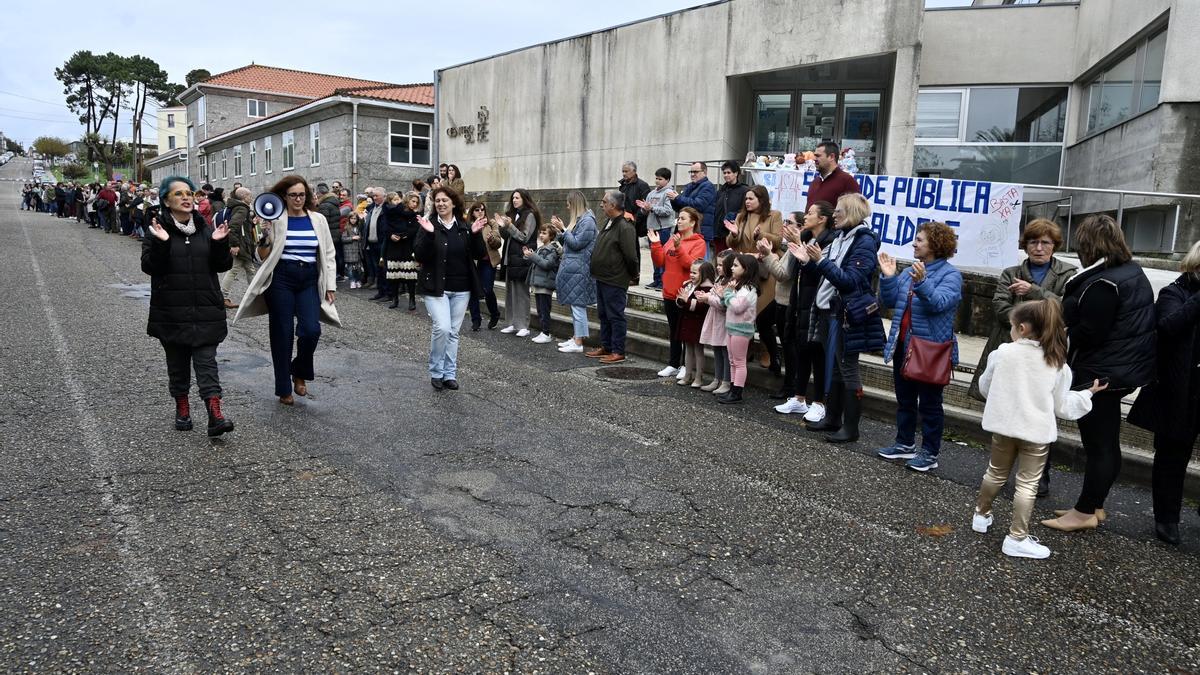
335, 84, 435, 107
201, 64, 394, 99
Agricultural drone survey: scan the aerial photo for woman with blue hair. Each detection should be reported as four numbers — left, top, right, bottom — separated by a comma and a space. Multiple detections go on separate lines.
141, 175, 235, 436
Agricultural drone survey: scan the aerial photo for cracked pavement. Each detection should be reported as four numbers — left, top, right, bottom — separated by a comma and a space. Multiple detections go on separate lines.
2, 163, 1199, 673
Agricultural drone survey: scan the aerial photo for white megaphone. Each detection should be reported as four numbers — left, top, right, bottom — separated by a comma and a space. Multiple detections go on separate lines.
253, 192, 285, 221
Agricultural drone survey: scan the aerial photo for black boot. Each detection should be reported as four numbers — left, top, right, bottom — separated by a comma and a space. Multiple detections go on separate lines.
389, 290, 400, 309
174, 394, 193, 431
1155, 521, 1181, 546
718, 385, 743, 404
407, 284, 417, 311
204, 397, 234, 437
807, 385, 843, 432
825, 387, 862, 443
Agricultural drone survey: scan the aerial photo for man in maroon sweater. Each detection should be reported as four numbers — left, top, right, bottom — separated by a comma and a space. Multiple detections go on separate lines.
97, 182, 119, 233
806, 141, 860, 210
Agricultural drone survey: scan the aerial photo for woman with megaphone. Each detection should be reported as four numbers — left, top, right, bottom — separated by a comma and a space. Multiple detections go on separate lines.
234, 175, 341, 405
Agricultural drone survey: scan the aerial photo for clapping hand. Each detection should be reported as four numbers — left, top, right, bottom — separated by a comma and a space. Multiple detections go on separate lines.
782, 223, 801, 245
635, 199, 649, 211
755, 238, 772, 257
671, 232, 682, 248
550, 215, 564, 230
522, 246, 534, 258
787, 241, 809, 263
805, 242, 822, 263
724, 219, 738, 234
417, 216, 434, 233
666, 189, 679, 200
878, 251, 897, 277
911, 260, 927, 283
472, 217, 487, 233
148, 216, 169, 241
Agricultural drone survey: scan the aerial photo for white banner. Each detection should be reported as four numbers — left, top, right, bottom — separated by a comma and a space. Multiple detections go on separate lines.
748, 169, 1023, 269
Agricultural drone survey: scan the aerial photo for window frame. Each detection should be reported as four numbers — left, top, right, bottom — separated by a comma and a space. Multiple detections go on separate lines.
247, 99, 267, 118
249, 140, 257, 176
264, 136, 273, 174
282, 130, 295, 170
233, 144, 243, 178
310, 122, 320, 167
196, 96, 205, 126
187, 125, 194, 148
220, 148, 228, 180
1079, 27, 1167, 139
914, 85, 1068, 147
167, 113, 175, 128
387, 118, 432, 167
168, 136, 176, 150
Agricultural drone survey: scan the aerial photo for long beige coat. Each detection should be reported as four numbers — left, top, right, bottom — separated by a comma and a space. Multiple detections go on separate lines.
232, 210, 341, 327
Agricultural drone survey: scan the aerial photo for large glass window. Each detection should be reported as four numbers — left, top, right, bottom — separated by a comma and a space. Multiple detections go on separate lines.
915, 85, 1067, 184
282, 130, 295, 170
389, 120, 431, 165
263, 136, 272, 173
249, 140, 256, 175
310, 122, 320, 166
753, 94, 791, 153
233, 144, 242, 177
1083, 28, 1167, 136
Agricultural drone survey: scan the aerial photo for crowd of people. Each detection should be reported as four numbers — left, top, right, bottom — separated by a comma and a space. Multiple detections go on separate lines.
51, 142, 1196, 559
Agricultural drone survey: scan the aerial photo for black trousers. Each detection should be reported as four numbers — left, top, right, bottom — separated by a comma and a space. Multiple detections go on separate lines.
1074, 391, 1124, 514
775, 302, 795, 391
163, 342, 221, 399
535, 292, 553, 334
1153, 431, 1199, 523
663, 298, 683, 368
756, 301, 780, 362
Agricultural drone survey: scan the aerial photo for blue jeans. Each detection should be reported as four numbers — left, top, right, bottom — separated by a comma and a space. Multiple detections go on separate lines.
892, 348, 946, 456
364, 242, 381, 283
266, 260, 322, 397
569, 305, 589, 338
650, 228, 671, 284
596, 281, 628, 354
468, 260, 499, 326
426, 291, 470, 380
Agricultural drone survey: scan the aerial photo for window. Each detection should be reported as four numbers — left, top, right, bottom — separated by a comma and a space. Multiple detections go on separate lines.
200, 156, 207, 180
187, 126, 194, 148
247, 99, 267, 118
388, 120, 431, 165
914, 86, 1068, 184
753, 94, 791, 153
249, 140, 257, 175
1082, 28, 1167, 136
197, 96, 205, 126
220, 149, 228, 179
282, 130, 295, 169
310, 122, 320, 166
167, 113, 175, 128
233, 144, 242, 177
264, 136, 272, 173
209, 156, 216, 181
168, 136, 176, 150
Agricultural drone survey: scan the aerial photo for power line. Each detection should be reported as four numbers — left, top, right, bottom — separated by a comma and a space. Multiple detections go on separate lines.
0, 89, 66, 106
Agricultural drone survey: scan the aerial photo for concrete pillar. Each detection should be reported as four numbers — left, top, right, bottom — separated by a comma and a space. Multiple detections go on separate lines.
885, 45, 921, 178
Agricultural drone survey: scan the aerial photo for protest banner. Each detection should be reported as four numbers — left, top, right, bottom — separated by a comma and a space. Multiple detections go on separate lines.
747, 168, 1023, 269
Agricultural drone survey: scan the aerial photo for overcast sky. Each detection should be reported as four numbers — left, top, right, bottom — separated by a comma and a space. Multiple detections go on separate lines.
0, 0, 706, 147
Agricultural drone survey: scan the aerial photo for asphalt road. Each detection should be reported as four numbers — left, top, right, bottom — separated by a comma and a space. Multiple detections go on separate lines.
2, 162, 1198, 673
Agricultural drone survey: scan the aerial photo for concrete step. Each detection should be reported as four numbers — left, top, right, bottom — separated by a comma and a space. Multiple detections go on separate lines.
486, 282, 1200, 499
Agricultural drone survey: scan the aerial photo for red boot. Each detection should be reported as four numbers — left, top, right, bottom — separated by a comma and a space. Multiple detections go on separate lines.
204, 397, 234, 437
174, 395, 192, 431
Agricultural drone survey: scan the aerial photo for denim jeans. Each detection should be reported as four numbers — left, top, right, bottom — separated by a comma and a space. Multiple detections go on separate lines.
596, 281, 628, 354
534, 293, 552, 334
569, 305, 589, 338
265, 260, 322, 397
426, 291, 470, 380
892, 348, 946, 456
468, 260, 499, 326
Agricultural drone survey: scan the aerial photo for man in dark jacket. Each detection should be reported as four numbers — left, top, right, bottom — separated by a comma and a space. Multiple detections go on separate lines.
670, 162, 718, 250
314, 183, 341, 238
713, 161, 750, 256
118, 183, 136, 235
219, 187, 257, 309
587, 191, 639, 364
54, 183, 67, 218
806, 142, 860, 210
618, 161, 651, 238
97, 182, 118, 232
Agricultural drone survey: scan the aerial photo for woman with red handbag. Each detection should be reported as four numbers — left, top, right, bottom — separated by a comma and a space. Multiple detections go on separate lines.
876, 222, 963, 472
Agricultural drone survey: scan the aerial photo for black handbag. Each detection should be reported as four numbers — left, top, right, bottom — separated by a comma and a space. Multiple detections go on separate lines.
842, 291, 880, 326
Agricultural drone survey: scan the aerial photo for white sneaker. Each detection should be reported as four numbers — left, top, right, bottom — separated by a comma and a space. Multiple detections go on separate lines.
774, 398, 810, 415
972, 511, 993, 533
500, 325, 516, 334
657, 366, 679, 378
515, 328, 531, 337
1002, 535, 1050, 559
675, 367, 689, 381
558, 342, 584, 353
531, 332, 553, 344
558, 338, 574, 348
803, 402, 826, 423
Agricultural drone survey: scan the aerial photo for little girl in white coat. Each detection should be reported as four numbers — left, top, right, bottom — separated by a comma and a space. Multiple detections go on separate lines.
972, 299, 1107, 559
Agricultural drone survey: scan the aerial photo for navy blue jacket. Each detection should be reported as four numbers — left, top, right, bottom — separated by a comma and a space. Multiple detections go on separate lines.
671, 179, 717, 241
809, 226, 885, 354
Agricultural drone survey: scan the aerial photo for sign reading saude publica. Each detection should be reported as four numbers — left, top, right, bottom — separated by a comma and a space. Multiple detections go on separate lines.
749, 168, 1023, 269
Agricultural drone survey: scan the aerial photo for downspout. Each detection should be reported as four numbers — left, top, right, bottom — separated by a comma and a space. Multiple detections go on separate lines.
433, 69, 441, 170
351, 100, 359, 198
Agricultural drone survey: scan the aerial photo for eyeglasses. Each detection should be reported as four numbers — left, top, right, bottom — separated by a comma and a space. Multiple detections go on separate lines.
171, 190, 194, 198
688, 170, 702, 175
1027, 240, 1055, 249
784, 219, 797, 225
285, 192, 307, 199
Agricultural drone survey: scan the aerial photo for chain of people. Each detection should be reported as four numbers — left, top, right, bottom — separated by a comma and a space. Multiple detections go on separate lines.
29, 140, 1199, 558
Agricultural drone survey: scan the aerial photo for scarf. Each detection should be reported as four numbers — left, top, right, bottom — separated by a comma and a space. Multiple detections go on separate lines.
172, 214, 196, 236
815, 223, 869, 310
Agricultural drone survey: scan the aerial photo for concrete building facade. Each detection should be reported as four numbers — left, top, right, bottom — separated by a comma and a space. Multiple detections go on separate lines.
437, 0, 1200, 254
156, 106, 187, 155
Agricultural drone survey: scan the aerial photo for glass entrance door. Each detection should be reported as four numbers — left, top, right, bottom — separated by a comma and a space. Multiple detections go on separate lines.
796, 93, 837, 154
840, 92, 881, 174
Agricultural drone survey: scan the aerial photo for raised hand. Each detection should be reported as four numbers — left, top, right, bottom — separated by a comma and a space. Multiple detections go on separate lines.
148, 216, 169, 241
472, 217, 487, 233
724, 219, 738, 234
805, 242, 822, 264
550, 215, 564, 230
911, 260, 927, 283
755, 238, 772, 256
212, 222, 229, 241
671, 232, 681, 248
787, 241, 809, 263
878, 251, 897, 277
417, 216, 434, 233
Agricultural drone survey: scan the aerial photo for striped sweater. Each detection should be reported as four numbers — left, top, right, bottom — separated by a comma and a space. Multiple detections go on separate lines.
281, 215, 319, 263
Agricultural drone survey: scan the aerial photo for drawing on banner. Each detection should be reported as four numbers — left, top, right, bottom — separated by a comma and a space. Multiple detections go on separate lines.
746, 168, 1024, 270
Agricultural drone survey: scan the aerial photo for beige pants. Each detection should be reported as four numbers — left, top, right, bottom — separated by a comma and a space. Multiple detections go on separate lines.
220, 256, 259, 302
976, 433, 1049, 540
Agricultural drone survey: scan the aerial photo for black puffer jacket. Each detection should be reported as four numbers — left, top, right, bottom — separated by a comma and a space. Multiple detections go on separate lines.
141, 208, 233, 346
1062, 261, 1156, 390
